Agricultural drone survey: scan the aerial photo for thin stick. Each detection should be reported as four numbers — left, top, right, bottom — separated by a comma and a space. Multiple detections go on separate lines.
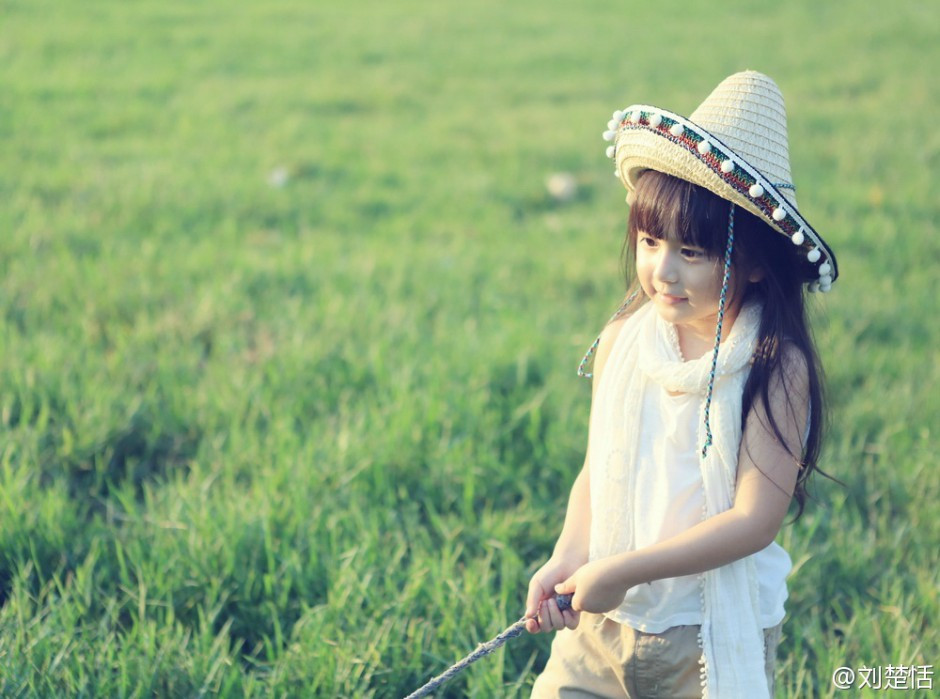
403, 594, 573, 699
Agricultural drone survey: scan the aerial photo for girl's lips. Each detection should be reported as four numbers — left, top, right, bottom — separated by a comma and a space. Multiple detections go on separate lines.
658, 293, 687, 305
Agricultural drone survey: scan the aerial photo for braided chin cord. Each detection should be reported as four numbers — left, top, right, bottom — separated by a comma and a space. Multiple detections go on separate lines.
702, 203, 736, 458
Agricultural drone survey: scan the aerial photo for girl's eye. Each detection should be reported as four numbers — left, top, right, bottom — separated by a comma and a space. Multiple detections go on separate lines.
681, 247, 705, 259
639, 236, 658, 248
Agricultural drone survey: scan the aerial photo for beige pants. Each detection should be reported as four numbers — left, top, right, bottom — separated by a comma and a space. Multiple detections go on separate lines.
531, 614, 782, 698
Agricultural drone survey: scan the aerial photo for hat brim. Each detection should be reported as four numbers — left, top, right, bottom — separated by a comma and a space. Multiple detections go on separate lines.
614, 105, 838, 283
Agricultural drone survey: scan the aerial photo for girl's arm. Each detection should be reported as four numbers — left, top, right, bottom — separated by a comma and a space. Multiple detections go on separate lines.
556, 347, 809, 614
524, 315, 628, 633
523, 461, 591, 632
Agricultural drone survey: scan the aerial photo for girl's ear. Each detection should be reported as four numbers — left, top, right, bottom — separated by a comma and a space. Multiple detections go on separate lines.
748, 266, 765, 283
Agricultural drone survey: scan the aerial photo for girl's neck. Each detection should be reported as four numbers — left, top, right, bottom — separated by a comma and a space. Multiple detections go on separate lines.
675, 304, 742, 361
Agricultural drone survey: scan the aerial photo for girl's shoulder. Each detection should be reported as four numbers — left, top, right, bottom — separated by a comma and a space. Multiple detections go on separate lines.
591, 312, 633, 388
771, 340, 811, 391
748, 340, 812, 433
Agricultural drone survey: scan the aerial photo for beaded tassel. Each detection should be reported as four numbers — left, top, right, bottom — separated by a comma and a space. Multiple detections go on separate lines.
577, 289, 641, 378
701, 204, 736, 458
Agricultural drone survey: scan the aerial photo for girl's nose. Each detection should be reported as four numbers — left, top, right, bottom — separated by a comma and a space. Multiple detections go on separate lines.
653, 251, 679, 284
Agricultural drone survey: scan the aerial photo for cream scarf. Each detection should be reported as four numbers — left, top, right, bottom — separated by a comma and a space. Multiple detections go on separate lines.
588, 299, 768, 698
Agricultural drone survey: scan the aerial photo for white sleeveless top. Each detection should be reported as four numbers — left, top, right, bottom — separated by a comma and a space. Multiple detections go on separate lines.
590, 375, 791, 633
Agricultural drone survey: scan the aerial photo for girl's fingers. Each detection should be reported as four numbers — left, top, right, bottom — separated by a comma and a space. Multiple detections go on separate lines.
535, 602, 550, 631
525, 584, 543, 619
526, 598, 578, 634
562, 608, 580, 630
526, 574, 550, 619
539, 598, 564, 631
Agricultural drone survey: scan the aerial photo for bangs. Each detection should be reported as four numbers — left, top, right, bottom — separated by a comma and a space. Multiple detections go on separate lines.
628, 170, 731, 256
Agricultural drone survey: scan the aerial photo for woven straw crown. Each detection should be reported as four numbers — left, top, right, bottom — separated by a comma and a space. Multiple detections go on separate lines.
689, 72, 795, 206
607, 71, 837, 288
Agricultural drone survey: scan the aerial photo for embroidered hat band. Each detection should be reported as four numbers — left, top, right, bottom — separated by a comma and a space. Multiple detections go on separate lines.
603, 71, 837, 291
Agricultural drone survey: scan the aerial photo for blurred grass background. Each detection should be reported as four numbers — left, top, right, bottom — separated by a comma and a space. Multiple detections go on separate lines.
1, 0, 937, 696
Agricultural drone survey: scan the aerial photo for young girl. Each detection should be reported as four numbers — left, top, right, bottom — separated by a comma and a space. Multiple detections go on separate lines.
524, 71, 836, 698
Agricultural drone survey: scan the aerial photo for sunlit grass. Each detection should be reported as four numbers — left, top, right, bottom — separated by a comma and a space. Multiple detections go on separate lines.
0, 0, 937, 696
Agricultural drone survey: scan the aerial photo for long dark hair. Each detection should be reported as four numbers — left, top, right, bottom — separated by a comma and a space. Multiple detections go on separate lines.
617, 170, 830, 520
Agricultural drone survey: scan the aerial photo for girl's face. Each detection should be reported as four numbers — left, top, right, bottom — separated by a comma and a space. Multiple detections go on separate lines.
635, 228, 744, 354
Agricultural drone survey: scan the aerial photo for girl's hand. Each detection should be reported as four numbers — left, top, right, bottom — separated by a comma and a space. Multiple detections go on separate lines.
525, 554, 584, 634
554, 557, 631, 614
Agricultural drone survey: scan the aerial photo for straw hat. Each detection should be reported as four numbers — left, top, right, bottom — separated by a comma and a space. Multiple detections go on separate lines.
602, 71, 837, 290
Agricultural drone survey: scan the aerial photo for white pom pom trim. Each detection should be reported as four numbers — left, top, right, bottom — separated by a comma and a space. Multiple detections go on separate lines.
818, 262, 831, 276
670, 123, 684, 137
819, 274, 832, 286
808, 281, 820, 293
606, 145, 615, 159
748, 184, 764, 198
697, 140, 711, 155
790, 229, 805, 246
607, 119, 617, 130
602, 130, 615, 142
807, 248, 821, 263
649, 113, 662, 128
772, 207, 786, 221
720, 158, 734, 173
612, 110, 625, 122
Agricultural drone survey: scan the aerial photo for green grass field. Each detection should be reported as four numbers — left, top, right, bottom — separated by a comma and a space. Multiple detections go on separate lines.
1, 0, 938, 696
